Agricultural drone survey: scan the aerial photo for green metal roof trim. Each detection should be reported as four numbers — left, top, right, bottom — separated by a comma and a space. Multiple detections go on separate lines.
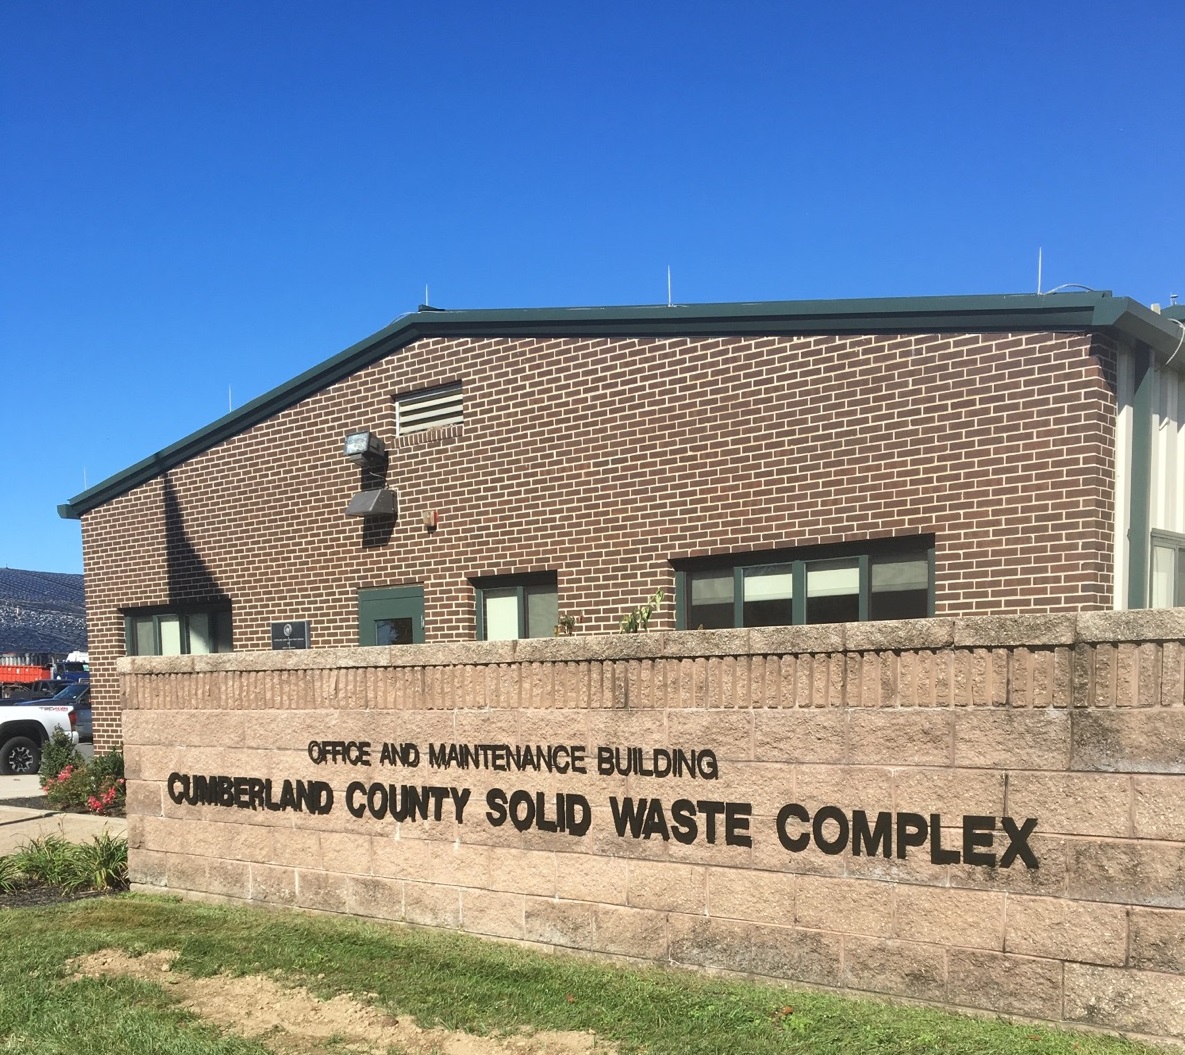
58, 290, 1182, 520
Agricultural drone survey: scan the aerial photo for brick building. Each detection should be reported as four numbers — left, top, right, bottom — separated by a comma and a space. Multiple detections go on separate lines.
60, 292, 1185, 748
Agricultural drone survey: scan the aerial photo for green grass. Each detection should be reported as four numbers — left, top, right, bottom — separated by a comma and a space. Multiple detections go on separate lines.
0, 895, 1165, 1055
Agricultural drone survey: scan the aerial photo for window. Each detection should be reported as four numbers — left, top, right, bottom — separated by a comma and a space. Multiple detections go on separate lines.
1151, 531, 1185, 608
125, 608, 232, 656
676, 539, 933, 629
396, 382, 462, 435
473, 574, 558, 640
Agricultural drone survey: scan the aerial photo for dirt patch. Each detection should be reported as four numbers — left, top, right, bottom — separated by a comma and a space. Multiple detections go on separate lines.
73, 949, 616, 1055
0, 885, 114, 910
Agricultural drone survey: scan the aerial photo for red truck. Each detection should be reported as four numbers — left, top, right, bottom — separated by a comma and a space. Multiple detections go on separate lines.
0, 656, 88, 699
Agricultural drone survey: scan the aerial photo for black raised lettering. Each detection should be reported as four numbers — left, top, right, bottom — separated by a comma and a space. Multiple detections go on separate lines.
570, 746, 587, 774
896, 812, 928, 859
929, 814, 961, 864
813, 805, 850, 855
961, 815, 996, 866
567, 794, 592, 836
485, 788, 508, 826
725, 802, 752, 847
610, 796, 646, 838
642, 798, 671, 840
247, 778, 265, 810
167, 773, 188, 805
999, 816, 1039, 869
852, 810, 891, 858
776, 803, 810, 852
367, 783, 388, 819
670, 799, 698, 845
597, 746, 614, 775
279, 780, 297, 811
509, 789, 536, 831
346, 781, 367, 818
536, 791, 559, 833
696, 750, 719, 780
450, 787, 471, 823
697, 800, 725, 844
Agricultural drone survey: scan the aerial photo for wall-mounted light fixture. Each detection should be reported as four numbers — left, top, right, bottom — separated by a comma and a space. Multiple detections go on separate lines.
344, 430, 395, 519
344, 430, 387, 468
346, 487, 397, 517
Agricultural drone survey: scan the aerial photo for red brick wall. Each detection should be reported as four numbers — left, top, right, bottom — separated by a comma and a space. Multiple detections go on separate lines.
81, 329, 1118, 748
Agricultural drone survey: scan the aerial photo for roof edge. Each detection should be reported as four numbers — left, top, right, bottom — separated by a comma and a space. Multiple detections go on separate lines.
59, 290, 1181, 519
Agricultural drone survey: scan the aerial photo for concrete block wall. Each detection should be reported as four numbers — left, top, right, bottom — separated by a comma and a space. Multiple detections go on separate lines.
121, 610, 1185, 1046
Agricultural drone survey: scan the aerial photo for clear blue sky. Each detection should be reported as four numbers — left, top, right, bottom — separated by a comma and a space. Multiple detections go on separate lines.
2, 1, 1182, 574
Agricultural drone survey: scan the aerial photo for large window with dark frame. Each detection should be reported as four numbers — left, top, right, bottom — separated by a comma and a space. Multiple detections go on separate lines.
675, 538, 934, 629
124, 608, 233, 656
473, 573, 558, 641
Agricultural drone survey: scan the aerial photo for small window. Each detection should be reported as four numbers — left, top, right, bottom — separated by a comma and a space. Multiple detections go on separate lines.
396, 383, 462, 435
676, 538, 934, 629
1150, 531, 1185, 608
473, 574, 558, 640
125, 608, 232, 656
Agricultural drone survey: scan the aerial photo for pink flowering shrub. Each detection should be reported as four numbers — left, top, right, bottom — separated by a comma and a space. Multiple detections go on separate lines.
42, 748, 125, 816
86, 777, 126, 815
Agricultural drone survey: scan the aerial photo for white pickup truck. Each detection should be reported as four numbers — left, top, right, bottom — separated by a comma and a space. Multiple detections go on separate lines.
0, 703, 77, 775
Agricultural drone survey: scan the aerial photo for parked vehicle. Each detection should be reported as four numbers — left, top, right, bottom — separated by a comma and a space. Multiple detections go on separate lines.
0, 653, 88, 697
56, 682, 90, 743
15, 683, 91, 745
0, 700, 77, 774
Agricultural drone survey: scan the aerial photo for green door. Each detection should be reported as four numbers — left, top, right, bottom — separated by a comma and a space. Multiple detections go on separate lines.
358, 586, 424, 645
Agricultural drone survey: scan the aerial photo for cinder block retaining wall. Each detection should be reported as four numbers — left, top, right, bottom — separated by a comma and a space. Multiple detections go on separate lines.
122, 612, 1185, 1046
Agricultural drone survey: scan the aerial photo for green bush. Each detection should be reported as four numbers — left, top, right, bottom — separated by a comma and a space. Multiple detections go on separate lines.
70, 831, 129, 891
38, 727, 83, 788
3, 833, 128, 893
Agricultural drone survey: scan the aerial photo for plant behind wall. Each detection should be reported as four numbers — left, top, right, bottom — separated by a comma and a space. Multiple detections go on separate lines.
620, 588, 664, 633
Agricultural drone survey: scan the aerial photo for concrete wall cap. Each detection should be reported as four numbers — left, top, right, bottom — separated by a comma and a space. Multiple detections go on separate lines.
846, 618, 954, 652
1077, 609, 1185, 643
115, 610, 1185, 677
954, 614, 1078, 648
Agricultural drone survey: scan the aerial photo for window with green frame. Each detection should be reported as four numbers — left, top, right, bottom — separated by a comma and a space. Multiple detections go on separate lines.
472, 573, 558, 641
675, 538, 934, 629
125, 608, 233, 656
1150, 530, 1185, 609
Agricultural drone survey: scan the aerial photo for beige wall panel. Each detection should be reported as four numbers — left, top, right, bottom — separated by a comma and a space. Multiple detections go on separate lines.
120, 613, 1185, 1047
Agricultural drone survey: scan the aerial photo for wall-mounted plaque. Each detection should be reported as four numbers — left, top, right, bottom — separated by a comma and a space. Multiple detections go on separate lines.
271, 620, 310, 650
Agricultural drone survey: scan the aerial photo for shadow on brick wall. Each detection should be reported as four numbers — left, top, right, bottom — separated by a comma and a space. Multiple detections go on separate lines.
164, 475, 231, 608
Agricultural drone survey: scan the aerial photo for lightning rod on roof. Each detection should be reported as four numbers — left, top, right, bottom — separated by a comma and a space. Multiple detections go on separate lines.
667, 265, 672, 307
228, 385, 233, 412
425, 284, 429, 307
1037, 247, 1043, 295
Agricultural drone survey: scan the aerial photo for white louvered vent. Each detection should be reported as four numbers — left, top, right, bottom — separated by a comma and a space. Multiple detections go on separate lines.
396, 383, 463, 435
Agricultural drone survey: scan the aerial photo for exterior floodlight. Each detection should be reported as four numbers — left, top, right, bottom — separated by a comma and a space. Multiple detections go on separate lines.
346, 488, 397, 518
344, 431, 387, 466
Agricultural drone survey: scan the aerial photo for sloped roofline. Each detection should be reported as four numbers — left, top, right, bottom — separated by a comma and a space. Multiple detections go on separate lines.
58, 290, 1182, 520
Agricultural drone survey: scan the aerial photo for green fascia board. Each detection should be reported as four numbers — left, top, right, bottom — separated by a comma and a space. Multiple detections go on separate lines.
58, 291, 1185, 520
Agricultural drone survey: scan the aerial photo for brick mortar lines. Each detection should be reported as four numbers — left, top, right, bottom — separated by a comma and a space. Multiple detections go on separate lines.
86, 330, 1126, 747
